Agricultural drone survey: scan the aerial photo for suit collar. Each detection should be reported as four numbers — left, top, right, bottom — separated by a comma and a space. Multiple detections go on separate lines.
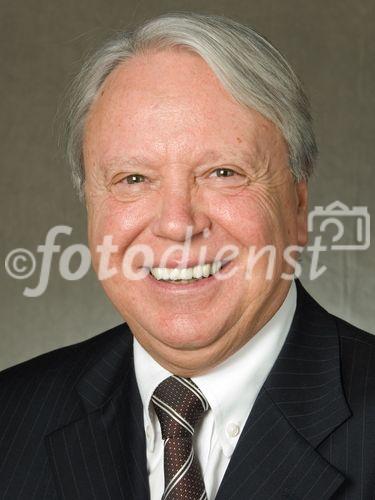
215, 280, 351, 499
264, 279, 351, 447
75, 324, 134, 412
46, 325, 150, 500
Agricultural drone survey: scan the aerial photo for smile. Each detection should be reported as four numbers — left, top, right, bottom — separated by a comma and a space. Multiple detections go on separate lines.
149, 261, 225, 283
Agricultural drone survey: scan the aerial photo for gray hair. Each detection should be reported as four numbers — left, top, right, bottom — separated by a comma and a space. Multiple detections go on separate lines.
65, 12, 317, 198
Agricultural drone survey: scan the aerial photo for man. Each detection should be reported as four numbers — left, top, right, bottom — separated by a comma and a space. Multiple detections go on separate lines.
0, 12, 374, 500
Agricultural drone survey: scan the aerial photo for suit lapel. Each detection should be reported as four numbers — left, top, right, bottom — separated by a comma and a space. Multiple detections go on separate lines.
215, 280, 351, 500
45, 325, 150, 500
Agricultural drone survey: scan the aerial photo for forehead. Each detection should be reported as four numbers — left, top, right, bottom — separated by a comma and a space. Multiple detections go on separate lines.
83, 48, 284, 168
92, 48, 230, 109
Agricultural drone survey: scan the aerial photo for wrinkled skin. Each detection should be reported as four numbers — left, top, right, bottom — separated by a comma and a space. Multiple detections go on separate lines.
83, 48, 308, 376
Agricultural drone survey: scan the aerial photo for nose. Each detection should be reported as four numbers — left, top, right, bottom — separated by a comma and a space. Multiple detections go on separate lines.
150, 181, 211, 242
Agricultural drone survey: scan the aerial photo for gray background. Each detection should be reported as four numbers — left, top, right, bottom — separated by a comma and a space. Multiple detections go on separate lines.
1, 0, 374, 371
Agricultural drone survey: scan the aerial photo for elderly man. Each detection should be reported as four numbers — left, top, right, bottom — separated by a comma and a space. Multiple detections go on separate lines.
0, 12, 374, 500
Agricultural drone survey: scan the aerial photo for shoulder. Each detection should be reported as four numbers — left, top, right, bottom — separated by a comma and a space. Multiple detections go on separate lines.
334, 314, 375, 349
296, 279, 375, 404
0, 323, 132, 418
331, 314, 375, 406
333, 314, 375, 368
296, 279, 375, 356
0, 323, 132, 495
1, 323, 129, 379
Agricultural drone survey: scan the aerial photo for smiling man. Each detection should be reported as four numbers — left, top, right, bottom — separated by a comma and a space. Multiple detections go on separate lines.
1, 12, 374, 500
84, 46, 305, 378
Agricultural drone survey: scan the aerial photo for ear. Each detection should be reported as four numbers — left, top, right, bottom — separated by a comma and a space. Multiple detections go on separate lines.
295, 180, 308, 247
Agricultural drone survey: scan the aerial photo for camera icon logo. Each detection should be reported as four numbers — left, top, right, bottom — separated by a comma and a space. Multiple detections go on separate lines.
308, 200, 370, 251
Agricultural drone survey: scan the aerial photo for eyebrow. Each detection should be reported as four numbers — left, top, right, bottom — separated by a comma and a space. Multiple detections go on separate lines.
196, 149, 256, 165
101, 155, 155, 182
101, 148, 256, 176
102, 155, 152, 170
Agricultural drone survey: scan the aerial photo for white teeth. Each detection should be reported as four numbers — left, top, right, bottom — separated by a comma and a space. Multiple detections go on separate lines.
149, 261, 225, 281
169, 268, 180, 281
193, 265, 203, 279
151, 268, 163, 280
211, 261, 220, 274
180, 268, 191, 280
202, 263, 210, 278
161, 268, 169, 280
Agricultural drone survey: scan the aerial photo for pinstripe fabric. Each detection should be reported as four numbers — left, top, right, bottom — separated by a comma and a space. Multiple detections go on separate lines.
0, 279, 375, 499
0, 324, 148, 499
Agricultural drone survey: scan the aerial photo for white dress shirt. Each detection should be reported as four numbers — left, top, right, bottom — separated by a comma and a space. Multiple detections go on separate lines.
133, 280, 297, 500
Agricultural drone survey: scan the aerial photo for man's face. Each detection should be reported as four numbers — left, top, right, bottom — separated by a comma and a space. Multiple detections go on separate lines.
83, 49, 308, 376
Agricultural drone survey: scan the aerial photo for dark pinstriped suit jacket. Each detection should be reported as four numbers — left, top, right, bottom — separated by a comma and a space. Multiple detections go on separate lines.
0, 280, 374, 499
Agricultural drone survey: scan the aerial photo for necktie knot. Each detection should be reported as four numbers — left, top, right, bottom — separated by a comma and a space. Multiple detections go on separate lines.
152, 375, 209, 439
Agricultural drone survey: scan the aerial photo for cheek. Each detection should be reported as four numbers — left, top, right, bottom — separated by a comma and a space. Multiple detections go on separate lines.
87, 198, 150, 268
208, 190, 283, 247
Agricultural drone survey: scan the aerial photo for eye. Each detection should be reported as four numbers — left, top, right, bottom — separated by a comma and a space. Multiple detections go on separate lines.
211, 168, 236, 178
109, 172, 151, 201
122, 174, 146, 184
199, 165, 247, 191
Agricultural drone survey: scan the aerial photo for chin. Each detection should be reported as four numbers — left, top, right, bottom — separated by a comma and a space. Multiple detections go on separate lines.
149, 317, 219, 350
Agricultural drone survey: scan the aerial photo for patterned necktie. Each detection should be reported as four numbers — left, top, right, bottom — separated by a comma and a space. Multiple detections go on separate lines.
151, 375, 210, 500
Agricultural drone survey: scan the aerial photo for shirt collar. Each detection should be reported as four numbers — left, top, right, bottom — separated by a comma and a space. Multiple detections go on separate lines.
133, 339, 172, 452
133, 280, 297, 456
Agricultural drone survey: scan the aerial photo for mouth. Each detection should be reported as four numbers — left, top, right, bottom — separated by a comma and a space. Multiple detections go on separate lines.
148, 260, 232, 284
